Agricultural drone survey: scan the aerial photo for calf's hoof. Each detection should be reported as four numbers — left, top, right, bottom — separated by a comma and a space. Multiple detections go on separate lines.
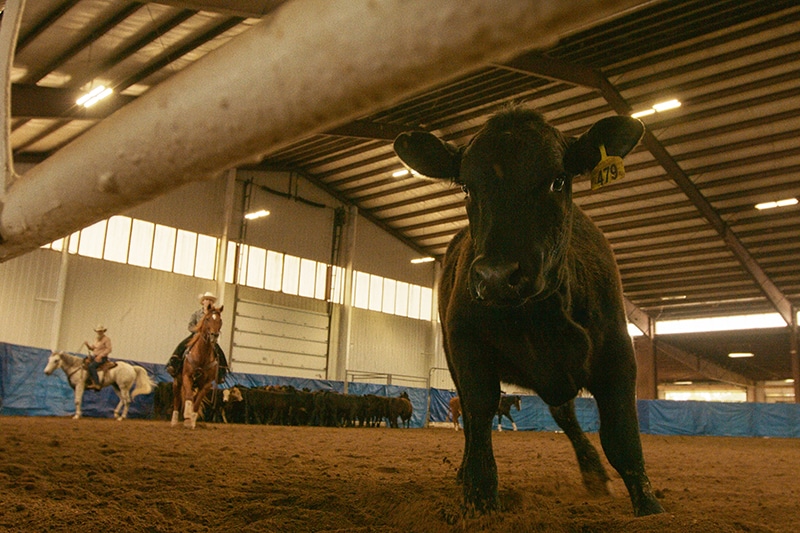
634, 496, 665, 517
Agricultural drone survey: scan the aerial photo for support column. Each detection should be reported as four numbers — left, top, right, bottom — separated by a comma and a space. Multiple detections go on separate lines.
1, 0, 25, 193
217, 169, 237, 367
49, 235, 70, 351
332, 205, 357, 384
791, 308, 799, 404
633, 317, 658, 400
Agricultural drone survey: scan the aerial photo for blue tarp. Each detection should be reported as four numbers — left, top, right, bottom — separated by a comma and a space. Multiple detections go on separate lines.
2, 342, 800, 437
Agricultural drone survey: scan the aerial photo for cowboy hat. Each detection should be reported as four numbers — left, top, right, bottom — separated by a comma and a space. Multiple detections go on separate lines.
94, 324, 107, 332
198, 291, 217, 303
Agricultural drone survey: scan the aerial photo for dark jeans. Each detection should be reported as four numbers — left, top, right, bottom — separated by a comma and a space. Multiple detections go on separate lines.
87, 358, 106, 385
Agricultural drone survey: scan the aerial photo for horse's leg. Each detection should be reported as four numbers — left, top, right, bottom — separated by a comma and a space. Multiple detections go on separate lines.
509, 412, 518, 431
171, 378, 181, 427
74, 383, 85, 420
116, 383, 132, 421
182, 372, 195, 429
190, 381, 214, 430
497, 413, 503, 432
73, 369, 88, 419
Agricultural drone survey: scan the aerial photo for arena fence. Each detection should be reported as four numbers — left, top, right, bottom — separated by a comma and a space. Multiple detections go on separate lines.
2, 342, 798, 437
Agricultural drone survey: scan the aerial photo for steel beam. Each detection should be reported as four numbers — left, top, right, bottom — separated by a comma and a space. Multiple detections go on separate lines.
0, 0, 646, 262
657, 341, 755, 388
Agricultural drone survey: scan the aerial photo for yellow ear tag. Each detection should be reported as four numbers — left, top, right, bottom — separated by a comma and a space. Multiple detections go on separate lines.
590, 144, 626, 190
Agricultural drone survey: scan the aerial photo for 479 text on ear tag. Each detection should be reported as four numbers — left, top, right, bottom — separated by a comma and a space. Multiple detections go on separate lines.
591, 144, 626, 190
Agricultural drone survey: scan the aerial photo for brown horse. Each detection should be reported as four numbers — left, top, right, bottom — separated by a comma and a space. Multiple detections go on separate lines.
171, 305, 223, 429
450, 395, 521, 431
496, 395, 521, 431
449, 396, 463, 431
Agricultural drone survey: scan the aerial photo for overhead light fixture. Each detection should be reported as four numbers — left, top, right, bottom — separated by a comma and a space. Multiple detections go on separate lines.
728, 352, 754, 358
77, 85, 113, 108
631, 98, 681, 119
630, 108, 656, 119
755, 197, 798, 210
244, 209, 270, 220
673, 381, 693, 385
392, 169, 410, 178
410, 257, 435, 264
785, 379, 795, 384
652, 99, 682, 112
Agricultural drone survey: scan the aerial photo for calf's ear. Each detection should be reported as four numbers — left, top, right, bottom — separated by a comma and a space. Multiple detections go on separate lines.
563, 116, 644, 175
393, 131, 461, 179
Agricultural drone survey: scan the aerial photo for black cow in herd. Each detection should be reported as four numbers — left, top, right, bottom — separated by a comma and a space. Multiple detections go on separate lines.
394, 107, 663, 517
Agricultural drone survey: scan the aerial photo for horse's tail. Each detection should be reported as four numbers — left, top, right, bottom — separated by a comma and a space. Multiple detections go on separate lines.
130, 366, 156, 399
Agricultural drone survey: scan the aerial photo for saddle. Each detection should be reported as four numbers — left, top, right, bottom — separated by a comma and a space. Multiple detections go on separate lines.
82, 358, 118, 372
82, 358, 118, 389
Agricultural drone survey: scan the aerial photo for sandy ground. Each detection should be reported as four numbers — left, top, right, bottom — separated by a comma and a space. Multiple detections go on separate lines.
1, 416, 798, 532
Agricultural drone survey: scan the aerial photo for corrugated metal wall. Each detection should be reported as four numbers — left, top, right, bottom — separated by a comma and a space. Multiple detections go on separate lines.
0, 249, 60, 348
0, 169, 447, 387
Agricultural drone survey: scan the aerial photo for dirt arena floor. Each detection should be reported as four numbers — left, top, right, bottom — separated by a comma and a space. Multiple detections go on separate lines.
1, 416, 798, 533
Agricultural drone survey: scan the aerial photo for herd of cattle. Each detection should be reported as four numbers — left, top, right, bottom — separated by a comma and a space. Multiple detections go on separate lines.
152, 383, 414, 428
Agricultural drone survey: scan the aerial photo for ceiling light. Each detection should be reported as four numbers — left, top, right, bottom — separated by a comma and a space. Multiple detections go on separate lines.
410, 257, 435, 264
77, 85, 113, 108
785, 379, 795, 383
631, 108, 656, 119
392, 169, 410, 178
244, 209, 270, 220
755, 197, 798, 210
631, 99, 681, 119
652, 99, 681, 112
728, 352, 754, 358
673, 381, 693, 385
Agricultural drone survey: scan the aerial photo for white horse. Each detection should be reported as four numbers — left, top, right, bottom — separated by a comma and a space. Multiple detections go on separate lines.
44, 351, 155, 420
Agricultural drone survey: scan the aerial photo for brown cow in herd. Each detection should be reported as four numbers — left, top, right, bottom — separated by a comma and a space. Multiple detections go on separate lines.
394, 107, 663, 517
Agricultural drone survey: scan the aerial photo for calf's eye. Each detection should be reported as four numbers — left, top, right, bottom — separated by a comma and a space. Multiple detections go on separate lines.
460, 184, 470, 197
551, 173, 567, 192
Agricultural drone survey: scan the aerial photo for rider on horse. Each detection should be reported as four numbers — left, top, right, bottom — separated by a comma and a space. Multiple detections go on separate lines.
84, 324, 112, 390
166, 291, 228, 382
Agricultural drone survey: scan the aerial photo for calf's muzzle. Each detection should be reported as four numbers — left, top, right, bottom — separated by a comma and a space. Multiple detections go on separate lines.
470, 256, 537, 304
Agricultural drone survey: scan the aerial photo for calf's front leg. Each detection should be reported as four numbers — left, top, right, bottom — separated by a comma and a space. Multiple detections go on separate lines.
456, 375, 501, 513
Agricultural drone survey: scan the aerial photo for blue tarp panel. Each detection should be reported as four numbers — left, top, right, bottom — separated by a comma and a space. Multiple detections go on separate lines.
643, 399, 800, 438
427, 389, 599, 432
0, 343, 429, 427
0, 343, 155, 418
2, 342, 800, 437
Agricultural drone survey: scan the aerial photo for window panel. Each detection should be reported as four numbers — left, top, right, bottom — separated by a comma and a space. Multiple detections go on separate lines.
408, 284, 422, 319
68, 231, 80, 254
395, 281, 409, 316
173, 230, 197, 276
246, 246, 266, 288
103, 216, 131, 263
282, 254, 301, 295
382, 278, 396, 314
420, 287, 433, 321
298, 258, 317, 298
265, 251, 283, 291
78, 220, 106, 259
128, 220, 154, 267
368, 274, 383, 311
195, 234, 217, 280
353, 271, 370, 309
315, 263, 328, 300
151, 225, 176, 271
225, 241, 237, 284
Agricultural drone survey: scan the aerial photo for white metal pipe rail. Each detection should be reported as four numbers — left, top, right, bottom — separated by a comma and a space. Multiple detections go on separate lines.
0, 0, 645, 261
